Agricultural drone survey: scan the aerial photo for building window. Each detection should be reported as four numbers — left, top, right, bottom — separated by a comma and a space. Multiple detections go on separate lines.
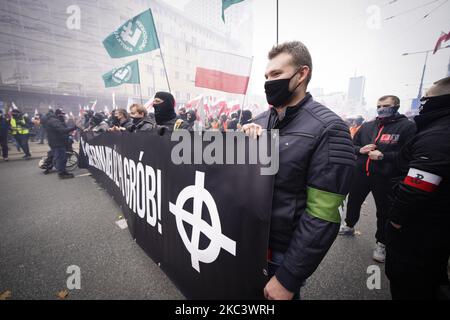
147, 65, 153, 73
175, 71, 180, 79
160, 68, 165, 77
175, 91, 180, 100
148, 87, 154, 97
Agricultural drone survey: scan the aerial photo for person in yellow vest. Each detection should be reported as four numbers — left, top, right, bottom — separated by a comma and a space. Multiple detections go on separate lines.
10, 109, 32, 159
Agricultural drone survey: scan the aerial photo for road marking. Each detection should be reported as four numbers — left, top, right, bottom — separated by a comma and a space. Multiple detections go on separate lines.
115, 219, 128, 230
76, 173, 92, 178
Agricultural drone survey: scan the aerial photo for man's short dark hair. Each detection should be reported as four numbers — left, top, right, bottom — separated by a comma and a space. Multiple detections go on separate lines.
130, 104, 147, 117
116, 109, 128, 118
268, 41, 313, 85
378, 95, 400, 106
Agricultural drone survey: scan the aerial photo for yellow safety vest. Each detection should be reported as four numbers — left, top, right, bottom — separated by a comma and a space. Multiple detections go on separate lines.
10, 117, 29, 135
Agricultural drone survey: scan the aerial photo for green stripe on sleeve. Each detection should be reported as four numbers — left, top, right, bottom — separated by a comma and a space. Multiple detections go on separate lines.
306, 187, 346, 223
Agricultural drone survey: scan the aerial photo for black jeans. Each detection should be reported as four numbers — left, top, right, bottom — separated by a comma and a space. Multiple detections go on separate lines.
0, 134, 7, 158
13, 134, 31, 156
52, 146, 67, 174
345, 169, 393, 244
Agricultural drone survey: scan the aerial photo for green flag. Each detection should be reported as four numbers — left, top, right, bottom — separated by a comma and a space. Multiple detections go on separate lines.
103, 60, 140, 88
222, 0, 245, 22
103, 10, 159, 58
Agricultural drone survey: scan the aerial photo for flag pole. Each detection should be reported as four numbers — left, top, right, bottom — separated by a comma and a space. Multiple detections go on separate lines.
238, 56, 254, 126
276, 0, 279, 45
137, 60, 144, 105
149, 9, 171, 93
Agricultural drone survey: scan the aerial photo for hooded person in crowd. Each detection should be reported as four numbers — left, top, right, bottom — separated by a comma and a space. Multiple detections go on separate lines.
83, 110, 94, 129
153, 92, 189, 130
87, 113, 109, 134
178, 107, 188, 121
185, 110, 197, 131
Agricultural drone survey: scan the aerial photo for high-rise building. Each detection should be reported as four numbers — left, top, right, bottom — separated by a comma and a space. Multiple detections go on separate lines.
345, 76, 366, 116
0, 0, 253, 114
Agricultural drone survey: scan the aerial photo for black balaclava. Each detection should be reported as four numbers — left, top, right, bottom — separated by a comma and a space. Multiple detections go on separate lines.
154, 92, 177, 125
186, 110, 196, 124
414, 94, 450, 130
90, 113, 104, 126
418, 94, 450, 115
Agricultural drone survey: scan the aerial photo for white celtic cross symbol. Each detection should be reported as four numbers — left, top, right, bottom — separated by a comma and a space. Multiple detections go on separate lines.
169, 171, 236, 273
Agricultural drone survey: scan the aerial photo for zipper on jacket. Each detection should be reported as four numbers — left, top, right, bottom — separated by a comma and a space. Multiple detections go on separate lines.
365, 125, 384, 177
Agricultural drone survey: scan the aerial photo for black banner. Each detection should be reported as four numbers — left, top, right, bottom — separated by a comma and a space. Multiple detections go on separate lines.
79, 131, 274, 299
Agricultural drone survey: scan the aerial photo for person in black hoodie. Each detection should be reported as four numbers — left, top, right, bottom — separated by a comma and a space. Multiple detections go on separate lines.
339, 95, 416, 263
153, 92, 189, 130
385, 77, 450, 300
45, 109, 77, 179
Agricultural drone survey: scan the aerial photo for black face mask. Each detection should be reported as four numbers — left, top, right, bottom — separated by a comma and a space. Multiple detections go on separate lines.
131, 116, 142, 125
111, 116, 120, 127
265, 69, 302, 108
419, 94, 450, 114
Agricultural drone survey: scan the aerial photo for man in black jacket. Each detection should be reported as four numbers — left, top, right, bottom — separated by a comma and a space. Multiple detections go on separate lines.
128, 104, 157, 132
109, 109, 133, 132
386, 77, 450, 300
339, 95, 416, 263
46, 109, 77, 179
243, 41, 355, 300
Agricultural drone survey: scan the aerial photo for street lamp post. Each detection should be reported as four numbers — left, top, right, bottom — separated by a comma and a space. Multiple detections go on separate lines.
402, 45, 450, 99
402, 50, 432, 100
402, 45, 450, 112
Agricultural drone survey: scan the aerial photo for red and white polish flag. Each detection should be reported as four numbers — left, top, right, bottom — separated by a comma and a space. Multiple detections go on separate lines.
195, 48, 252, 95
404, 168, 442, 192
433, 31, 450, 54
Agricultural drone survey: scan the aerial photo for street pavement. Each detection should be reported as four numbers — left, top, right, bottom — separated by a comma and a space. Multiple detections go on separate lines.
0, 142, 391, 300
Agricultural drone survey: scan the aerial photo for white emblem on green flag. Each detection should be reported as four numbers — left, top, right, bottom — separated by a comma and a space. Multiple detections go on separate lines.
103, 10, 159, 58
222, 0, 245, 22
103, 60, 140, 88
